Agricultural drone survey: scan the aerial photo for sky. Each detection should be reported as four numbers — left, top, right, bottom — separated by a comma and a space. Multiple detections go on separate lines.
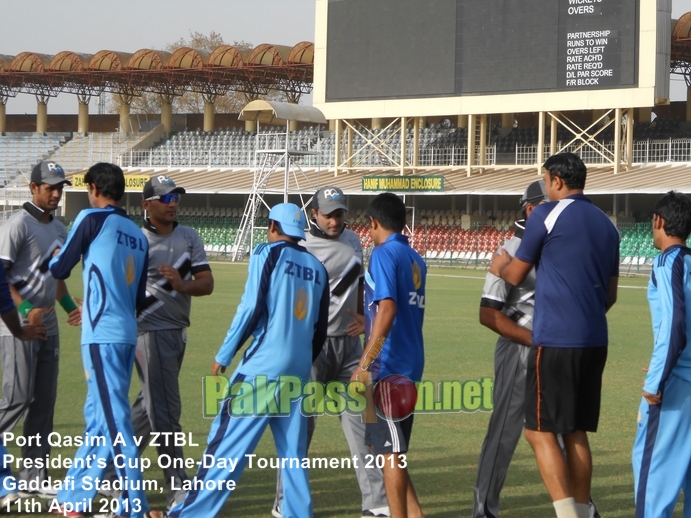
2, 0, 691, 115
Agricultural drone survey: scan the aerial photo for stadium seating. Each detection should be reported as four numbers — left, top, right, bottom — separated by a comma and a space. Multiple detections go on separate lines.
0, 132, 70, 186
50, 132, 148, 172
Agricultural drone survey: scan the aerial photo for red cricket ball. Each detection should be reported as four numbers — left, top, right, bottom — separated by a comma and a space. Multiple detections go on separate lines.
374, 374, 418, 420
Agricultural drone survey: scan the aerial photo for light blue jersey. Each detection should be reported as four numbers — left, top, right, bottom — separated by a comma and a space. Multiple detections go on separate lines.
633, 245, 691, 517
170, 240, 329, 518
216, 241, 329, 381
49, 206, 148, 346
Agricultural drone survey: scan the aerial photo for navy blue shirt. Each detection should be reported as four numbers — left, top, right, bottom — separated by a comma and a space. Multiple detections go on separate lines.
515, 194, 619, 348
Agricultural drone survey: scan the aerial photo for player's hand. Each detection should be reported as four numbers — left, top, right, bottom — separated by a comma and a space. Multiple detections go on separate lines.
159, 264, 185, 292
66, 297, 82, 326
211, 361, 226, 375
52, 247, 61, 258
488, 248, 511, 277
351, 366, 368, 383
27, 306, 54, 327
17, 323, 47, 341
346, 310, 365, 337
643, 391, 661, 405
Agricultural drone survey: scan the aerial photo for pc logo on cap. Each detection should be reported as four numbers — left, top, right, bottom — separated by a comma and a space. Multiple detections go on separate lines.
31, 161, 71, 186
269, 203, 306, 240
143, 175, 186, 199
313, 186, 348, 214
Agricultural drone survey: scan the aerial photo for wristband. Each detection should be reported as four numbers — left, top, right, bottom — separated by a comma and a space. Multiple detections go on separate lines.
59, 294, 78, 314
17, 300, 34, 319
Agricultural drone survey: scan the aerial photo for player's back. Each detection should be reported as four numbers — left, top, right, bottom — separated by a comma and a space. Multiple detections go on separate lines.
649, 245, 691, 382
521, 195, 619, 347
237, 241, 328, 381
365, 233, 426, 381
50, 206, 148, 346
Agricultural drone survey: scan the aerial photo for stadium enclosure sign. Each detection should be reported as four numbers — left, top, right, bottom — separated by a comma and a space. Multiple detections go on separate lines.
362, 176, 444, 192
314, 0, 669, 117
71, 175, 150, 192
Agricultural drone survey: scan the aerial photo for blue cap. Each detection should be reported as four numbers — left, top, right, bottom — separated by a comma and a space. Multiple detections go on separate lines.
268, 203, 306, 240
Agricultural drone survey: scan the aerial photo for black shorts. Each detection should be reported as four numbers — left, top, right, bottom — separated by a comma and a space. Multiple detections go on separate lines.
525, 345, 608, 434
365, 414, 414, 455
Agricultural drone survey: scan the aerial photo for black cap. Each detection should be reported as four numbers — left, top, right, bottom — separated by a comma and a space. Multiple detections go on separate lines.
143, 175, 186, 199
313, 186, 348, 214
31, 161, 71, 186
520, 180, 548, 208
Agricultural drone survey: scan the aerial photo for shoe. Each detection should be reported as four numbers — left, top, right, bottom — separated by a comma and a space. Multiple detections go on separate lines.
19, 486, 58, 499
48, 499, 84, 517
271, 504, 282, 518
0, 492, 18, 508
362, 506, 391, 517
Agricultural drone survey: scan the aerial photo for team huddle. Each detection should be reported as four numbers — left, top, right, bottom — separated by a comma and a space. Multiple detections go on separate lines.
0, 153, 688, 518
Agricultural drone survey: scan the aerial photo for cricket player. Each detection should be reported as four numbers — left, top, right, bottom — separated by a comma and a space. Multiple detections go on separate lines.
0, 160, 80, 494
49, 163, 155, 518
273, 186, 389, 518
0, 260, 47, 507
168, 203, 329, 518
490, 153, 619, 518
633, 191, 691, 517
474, 180, 600, 518
130, 175, 213, 509
351, 192, 426, 518
473, 180, 548, 518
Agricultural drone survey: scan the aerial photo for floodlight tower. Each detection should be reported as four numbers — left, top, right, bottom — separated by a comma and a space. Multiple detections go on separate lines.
232, 100, 327, 260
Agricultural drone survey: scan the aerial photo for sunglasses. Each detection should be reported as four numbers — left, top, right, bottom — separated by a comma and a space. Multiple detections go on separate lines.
146, 193, 180, 204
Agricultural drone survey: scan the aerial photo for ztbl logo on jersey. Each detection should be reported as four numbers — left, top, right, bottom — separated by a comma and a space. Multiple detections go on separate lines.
126, 254, 136, 285
293, 286, 309, 321
412, 261, 422, 290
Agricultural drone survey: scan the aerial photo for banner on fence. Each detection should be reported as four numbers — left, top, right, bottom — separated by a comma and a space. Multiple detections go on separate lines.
362, 175, 444, 192
70, 174, 150, 192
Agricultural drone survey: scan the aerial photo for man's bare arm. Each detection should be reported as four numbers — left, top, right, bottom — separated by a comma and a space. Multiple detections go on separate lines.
479, 306, 532, 346
606, 276, 618, 312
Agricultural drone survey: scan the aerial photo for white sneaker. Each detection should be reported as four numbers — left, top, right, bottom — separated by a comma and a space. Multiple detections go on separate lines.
0, 492, 18, 509
362, 506, 391, 517
271, 504, 282, 518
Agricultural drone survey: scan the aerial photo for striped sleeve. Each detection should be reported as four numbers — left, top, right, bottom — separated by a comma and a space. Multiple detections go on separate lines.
215, 243, 272, 366
644, 252, 688, 395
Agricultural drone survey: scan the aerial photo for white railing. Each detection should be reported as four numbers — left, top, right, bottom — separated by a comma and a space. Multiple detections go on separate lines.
113, 137, 691, 170
515, 139, 691, 165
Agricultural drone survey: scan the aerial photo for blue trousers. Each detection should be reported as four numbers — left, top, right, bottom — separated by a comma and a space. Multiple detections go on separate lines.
57, 343, 149, 518
0, 444, 14, 498
169, 375, 311, 518
633, 374, 691, 518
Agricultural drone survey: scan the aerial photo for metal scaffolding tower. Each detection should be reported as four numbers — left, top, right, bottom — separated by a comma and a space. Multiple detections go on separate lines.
231, 100, 327, 260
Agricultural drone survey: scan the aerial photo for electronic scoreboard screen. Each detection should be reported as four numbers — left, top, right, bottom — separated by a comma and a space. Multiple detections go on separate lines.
325, 0, 638, 101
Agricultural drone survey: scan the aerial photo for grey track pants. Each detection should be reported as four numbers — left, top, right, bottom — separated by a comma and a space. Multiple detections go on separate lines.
114, 329, 190, 507
274, 334, 388, 512
473, 337, 530, 518
0, 334, 59, 482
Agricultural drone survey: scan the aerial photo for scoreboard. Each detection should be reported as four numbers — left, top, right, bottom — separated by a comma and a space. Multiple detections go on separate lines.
313, 0, 670, 118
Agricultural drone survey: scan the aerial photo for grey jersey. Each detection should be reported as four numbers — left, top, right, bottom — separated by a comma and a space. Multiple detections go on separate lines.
137, 221, 210, 332
304, 224, 364, 336
0, 203, 67, 337
480, 220, 536, 331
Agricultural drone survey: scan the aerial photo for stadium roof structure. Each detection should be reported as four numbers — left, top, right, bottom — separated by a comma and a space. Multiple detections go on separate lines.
669, 14, 691, 80
0, 42, 314, 101
62, 163, 691, 196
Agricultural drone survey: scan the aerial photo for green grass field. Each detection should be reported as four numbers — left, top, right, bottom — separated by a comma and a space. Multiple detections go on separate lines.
5, 264, 666, 516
